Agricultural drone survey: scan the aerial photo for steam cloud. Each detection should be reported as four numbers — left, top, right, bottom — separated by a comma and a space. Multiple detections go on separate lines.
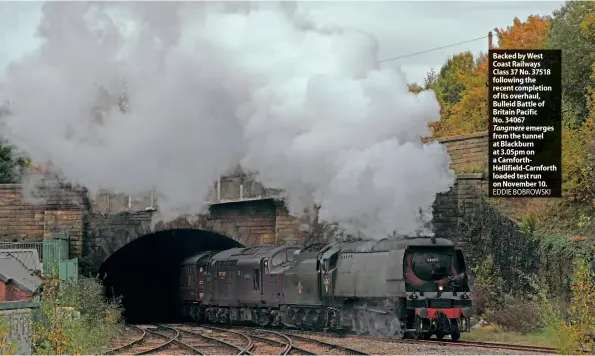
0, 2, 455, 238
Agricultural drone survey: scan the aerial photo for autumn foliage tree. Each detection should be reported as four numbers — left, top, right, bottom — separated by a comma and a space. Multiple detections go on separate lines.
549, 1, 595, 127
495, 15, 552, 49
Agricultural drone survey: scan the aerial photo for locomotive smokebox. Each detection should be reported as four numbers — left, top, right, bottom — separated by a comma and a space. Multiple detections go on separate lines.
99, 228, 243, 323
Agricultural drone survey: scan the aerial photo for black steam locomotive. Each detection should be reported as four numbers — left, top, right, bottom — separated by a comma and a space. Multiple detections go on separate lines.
179, 236, 473, 340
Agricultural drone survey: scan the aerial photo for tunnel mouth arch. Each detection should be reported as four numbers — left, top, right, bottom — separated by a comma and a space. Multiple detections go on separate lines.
98, 228, 244, 323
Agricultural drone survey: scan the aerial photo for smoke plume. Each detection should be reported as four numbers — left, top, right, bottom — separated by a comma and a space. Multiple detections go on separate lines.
0, 2, 455, 238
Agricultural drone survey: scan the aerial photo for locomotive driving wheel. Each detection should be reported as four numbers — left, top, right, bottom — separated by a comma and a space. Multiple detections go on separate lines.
413, 316, 431, 340
388, 317, 405, 339
353, 310, 367, 335
450, 320, 461, 341
435, 331, 446, 340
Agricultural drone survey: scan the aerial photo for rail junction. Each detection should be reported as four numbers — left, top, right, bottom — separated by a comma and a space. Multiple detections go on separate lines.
103, 323, 560, 355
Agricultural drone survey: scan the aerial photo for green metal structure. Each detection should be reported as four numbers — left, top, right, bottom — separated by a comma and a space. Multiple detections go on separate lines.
42, 239, 69, 275
41, 230, 78, 280
59, 258, 78, 281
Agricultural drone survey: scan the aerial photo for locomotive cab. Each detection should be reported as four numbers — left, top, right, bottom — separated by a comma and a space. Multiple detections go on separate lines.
179, 251, 217, 322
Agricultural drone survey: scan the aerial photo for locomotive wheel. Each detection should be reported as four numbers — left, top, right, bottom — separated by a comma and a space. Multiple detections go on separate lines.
388, 318, 405, 339
435, 331, 445, 340
353, 310, 367, 335
413, 317, 430, 340
450, 323, 461, 341
450, 329, 461, 341
365, 314, 377, 335
258, 312, 272, 327
375, 315, 391, 337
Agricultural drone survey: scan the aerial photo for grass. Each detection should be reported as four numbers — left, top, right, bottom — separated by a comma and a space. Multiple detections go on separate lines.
462, 325, 554, 347
453, 162, 488, 175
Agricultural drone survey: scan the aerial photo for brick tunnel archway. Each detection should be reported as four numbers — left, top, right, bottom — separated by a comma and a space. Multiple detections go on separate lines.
98, 228, 244, 323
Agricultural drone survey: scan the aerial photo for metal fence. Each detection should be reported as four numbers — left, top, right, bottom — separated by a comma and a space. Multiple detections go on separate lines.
0, 242, 43, 261
0, 229, 77, 280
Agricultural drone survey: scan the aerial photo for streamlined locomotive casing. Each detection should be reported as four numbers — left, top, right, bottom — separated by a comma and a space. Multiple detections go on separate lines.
326, 239, 402, 299
316, 237, 472, 339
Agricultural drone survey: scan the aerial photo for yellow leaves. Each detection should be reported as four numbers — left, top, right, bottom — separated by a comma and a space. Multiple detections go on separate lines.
434, 55, 489, 137
543, 259, 595, 354
566, 259, 595, 353
32, 277, 124, 355
0, 316, 18, 355
407, 83, 423, 94
495, 15, 553, 49
579, 2, 595, 41
428, 14, 554, 139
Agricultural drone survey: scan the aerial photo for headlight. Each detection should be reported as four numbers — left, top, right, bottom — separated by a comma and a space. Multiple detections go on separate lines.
438, 285, 444, 291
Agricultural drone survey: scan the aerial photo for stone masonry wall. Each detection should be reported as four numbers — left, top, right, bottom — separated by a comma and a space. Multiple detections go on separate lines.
432, 173, 540, 293
0, 308, 33, 354
0, 131, 514, 275
425, 131, 489, 171
0, 183, 86, 257
84, 198, 306, 270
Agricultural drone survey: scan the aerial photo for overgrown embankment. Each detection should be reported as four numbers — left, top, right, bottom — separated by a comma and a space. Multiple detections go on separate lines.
460, 195, 595, 353
30, 276, 123, 354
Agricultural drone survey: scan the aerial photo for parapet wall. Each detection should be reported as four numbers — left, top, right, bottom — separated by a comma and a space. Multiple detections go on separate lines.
425, 131, 489, 171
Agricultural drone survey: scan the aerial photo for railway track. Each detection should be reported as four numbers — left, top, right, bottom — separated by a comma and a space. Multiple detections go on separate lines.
288, 330, 558, 354
426, 339, 558, 354
104, 324, 251, 355
103, 325, 146, 354
106, 323, 558, 355
176, 324, 254, 355
236, 327, 369, 355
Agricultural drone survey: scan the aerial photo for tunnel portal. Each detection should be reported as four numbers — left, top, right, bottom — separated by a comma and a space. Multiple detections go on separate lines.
99, 228, 244, 323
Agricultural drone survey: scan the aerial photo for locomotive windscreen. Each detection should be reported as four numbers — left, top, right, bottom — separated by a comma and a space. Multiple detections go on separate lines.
404, 247, 459, 292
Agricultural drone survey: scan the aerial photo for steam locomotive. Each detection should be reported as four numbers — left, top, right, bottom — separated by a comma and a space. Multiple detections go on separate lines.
179, 237, 473, 340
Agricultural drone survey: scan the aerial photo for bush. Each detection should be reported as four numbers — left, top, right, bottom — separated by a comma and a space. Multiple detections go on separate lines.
32, 276, 124, 354
540, 258, 595, 354
482, 294, 544, 334
470, 283, 490, 316
0, 314, 18, 354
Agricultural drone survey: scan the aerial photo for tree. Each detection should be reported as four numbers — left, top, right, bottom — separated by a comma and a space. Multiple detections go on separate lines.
0, 103, 30, 183
423, 69, 438, 90
431, 53, 488, 137
548, 1, 595, 126
432, 52, 475, 108
427, 52, 476, 137
407, 83, 423, 94
495, 15, 553, 49
0, 144, 29, 183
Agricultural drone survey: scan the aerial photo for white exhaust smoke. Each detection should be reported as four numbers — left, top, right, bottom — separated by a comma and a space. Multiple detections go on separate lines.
0, 2, 455, 238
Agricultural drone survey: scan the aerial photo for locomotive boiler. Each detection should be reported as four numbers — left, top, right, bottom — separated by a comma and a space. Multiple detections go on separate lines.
179, 236, 472, 340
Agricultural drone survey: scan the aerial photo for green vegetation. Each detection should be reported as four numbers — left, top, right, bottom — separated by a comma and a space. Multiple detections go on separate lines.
409, 1, 595, 348
32, 276, 123, 355
453, 162, 488, 175
464, 326, 554, 348
0, 314, 19, 354
0, 143, 29, 184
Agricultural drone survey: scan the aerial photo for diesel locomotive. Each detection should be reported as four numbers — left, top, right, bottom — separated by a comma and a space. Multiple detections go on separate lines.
179, 236, 473, 340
